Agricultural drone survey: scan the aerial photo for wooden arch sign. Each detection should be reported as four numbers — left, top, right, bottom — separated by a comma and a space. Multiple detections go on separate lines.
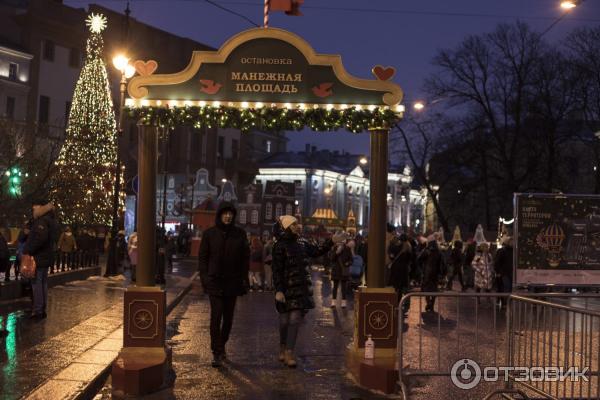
127, 27, 404, 112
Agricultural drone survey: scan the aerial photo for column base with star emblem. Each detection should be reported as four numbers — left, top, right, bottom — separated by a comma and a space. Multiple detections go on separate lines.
346, 286, 399, 394
111, 287, 172, 397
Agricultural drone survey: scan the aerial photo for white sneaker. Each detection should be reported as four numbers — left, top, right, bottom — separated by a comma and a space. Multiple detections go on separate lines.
341, 300, 347, 308
330, 299, 336, 308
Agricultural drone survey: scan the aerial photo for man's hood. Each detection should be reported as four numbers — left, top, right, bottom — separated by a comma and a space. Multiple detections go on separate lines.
215, 201, 237, 229
34, 203, 55, 219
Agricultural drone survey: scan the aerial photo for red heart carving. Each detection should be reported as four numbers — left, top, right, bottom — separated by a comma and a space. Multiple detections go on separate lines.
133, 60, 158, 76
372, 65, 395, 81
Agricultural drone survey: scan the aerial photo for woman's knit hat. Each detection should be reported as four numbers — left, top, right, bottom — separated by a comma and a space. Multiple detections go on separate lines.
279, 215, 298, 230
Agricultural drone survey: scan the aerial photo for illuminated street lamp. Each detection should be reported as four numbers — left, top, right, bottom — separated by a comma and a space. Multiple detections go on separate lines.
105, 53, 135, 277
560, 0, 578, 9
413, 101, 425, 111
359, 156, 368, 165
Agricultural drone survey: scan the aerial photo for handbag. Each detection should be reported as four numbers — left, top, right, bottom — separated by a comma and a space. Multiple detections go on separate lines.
21, 254, 37, 279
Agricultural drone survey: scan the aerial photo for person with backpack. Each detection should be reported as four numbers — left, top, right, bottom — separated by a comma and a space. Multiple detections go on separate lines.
418, 235, 446, 312
329, 232, 353, 308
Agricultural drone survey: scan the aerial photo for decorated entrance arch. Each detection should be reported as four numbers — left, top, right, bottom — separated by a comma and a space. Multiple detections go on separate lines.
128, 26, 404, 288
116, 27, 405, 395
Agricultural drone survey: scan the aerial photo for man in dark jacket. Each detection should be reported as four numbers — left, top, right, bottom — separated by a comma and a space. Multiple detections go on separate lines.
495, 237, 514, 307
198, 201, 249, 368
23, 198, 59, 319
419, 236, 446, 312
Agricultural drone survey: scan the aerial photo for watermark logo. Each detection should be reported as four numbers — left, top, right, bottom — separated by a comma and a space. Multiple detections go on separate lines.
450, 359, 482, 389
450, 359, 589, 390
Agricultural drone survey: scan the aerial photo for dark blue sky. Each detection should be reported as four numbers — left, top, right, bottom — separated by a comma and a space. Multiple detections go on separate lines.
68, 0, 600, 154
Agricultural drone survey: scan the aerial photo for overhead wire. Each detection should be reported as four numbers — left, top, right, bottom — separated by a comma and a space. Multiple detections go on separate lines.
65, 0, 600, 22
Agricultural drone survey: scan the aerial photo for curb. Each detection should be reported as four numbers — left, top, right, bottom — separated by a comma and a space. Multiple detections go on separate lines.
23, 272, 199, 400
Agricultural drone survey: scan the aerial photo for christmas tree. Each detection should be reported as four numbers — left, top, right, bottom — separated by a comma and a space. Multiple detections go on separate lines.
52, 13, 119, 225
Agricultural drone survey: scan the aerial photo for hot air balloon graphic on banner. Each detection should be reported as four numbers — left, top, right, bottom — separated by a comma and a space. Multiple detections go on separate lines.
536, 223, 566, 267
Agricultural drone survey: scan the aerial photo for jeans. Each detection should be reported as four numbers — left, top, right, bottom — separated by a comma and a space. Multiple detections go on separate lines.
264, 264, 273, 289
332, 280, 347, 300
209, 295, 237, 355
60, 252, 74, 271
32, 267, 49, 315
279, 309, 303, 350
446, 264, 464, 290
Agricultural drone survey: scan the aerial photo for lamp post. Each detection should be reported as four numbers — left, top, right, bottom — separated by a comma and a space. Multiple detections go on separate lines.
105, 54, 134, 277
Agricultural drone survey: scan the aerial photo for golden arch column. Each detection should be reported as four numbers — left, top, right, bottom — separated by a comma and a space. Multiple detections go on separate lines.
112, 124, 171, 397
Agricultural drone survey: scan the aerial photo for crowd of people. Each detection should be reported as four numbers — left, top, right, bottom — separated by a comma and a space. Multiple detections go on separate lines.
384, 224, 514, 314
0, 222, 112, 282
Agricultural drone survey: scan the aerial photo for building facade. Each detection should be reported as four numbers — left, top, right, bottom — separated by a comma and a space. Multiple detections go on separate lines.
255, 146, 428, 233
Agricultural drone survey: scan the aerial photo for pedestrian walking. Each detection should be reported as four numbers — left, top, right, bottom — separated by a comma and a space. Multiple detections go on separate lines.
446, 240, 464, 291
272, 215, 334, 367
249, 236, 264, 291
8, 222, 30, 282
128, 232, 138, 282
329, 232, 353, 308
418, 235, 446, 312
387, 233, 412, 315
0, 231, 9, 281
494, 236, 513, 307
198, 202, 250, 368
263, 238, 274, 291
472, 242, 494, 302
165, 233, 176, 271
57, 226, 77, 271
23, 198, 59, 319
462, 239, 477, 290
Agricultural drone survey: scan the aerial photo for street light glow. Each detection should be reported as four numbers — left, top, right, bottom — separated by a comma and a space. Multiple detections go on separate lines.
359, 157, 368, 165
112, 54, 129, 73
413, 101, 425, 110
124, 64, 136, 79
221, 178, 227, 183
560, 1, 577, 9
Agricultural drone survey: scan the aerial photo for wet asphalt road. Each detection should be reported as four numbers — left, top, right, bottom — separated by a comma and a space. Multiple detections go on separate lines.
0, 258, 195, 400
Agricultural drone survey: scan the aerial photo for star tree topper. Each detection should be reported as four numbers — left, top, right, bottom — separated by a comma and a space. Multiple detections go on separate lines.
86, 13, 107, 33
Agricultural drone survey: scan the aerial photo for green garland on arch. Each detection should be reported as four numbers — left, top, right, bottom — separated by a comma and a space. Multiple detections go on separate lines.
126, 105, 399, 133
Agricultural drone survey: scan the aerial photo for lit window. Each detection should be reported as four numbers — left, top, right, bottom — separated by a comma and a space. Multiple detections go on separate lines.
266, 202, 272, 220
286, 204, 293, 215
8, 63, 18, 80
275, 203, 283, 218
239, 210, 247, 224
266, 140, 272, 153
247, 193, 253, 203
251, 210, 259, 224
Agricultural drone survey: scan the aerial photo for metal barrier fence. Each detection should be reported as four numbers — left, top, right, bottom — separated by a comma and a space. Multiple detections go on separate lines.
397, 292, 600, 400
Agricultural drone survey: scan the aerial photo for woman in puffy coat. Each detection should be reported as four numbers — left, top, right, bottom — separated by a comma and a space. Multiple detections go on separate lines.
272, 215, 334, 368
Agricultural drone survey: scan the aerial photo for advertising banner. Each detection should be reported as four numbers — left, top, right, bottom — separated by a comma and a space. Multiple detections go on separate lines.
515, 193, 600, 286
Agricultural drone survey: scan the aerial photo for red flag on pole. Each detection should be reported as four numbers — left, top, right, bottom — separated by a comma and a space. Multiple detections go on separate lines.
270, 0, 303, 16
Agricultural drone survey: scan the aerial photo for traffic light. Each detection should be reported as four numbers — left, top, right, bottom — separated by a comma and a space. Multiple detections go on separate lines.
5, 167, 22, 196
